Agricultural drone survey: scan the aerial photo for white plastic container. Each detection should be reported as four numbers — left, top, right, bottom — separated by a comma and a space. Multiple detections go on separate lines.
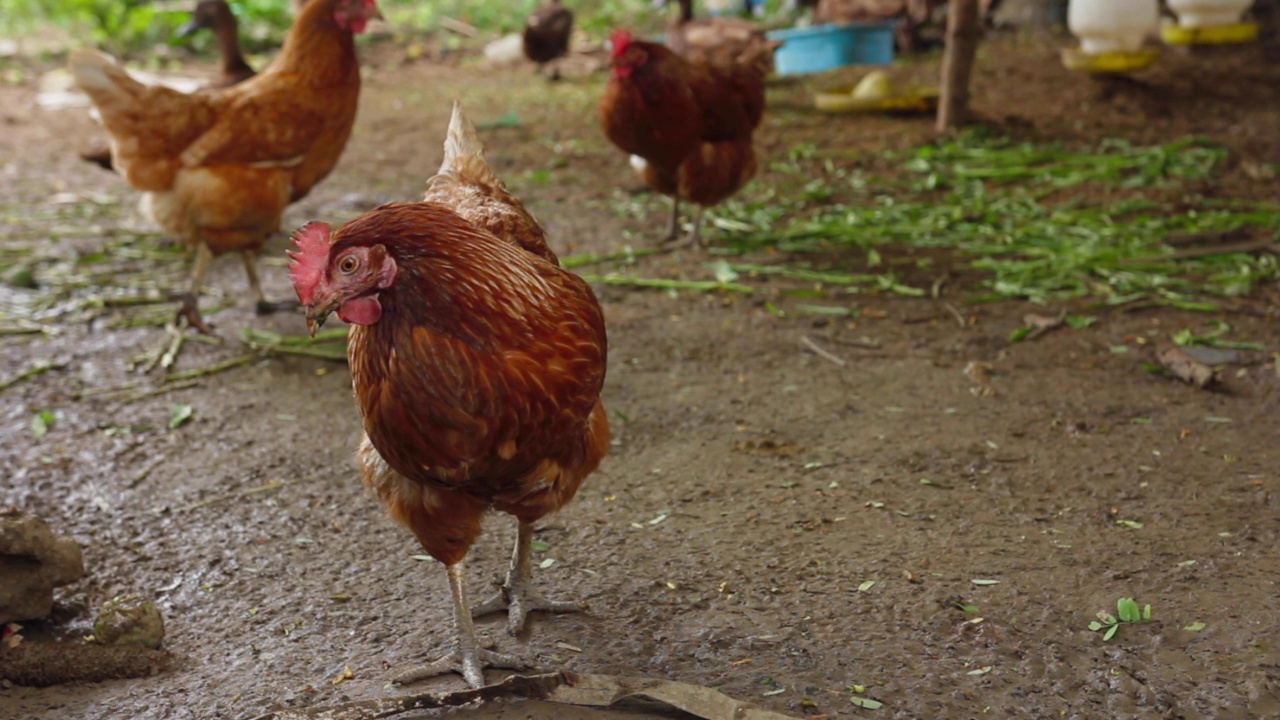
1166, 0, 1253, 28
1067, 0, 1160, 54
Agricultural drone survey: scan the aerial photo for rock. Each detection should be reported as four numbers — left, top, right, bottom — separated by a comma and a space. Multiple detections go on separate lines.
0, 509, 85, 624
93, 594, 165, 649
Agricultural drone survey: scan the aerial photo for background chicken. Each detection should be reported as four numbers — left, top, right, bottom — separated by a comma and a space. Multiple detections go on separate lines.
523, 0, 574, 79
178, 0, 257, 88
287, 104, 610, 689
69, 0, 380, 323
601, 28, 765, 248
80, 0, 257, 173
660, 0, 783, 73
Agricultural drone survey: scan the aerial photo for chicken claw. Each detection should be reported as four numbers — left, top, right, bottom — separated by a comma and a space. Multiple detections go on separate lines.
171, 291, 215, 334
393, 560, 531, 689
473, 521, 583, 635
391, 646, 528, 690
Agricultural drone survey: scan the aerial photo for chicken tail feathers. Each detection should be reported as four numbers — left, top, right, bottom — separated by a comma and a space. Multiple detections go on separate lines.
68, 49, 145, 115
438, 102, 502, 189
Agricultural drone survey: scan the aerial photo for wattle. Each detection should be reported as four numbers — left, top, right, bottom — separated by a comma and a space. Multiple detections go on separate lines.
338, 295, 383, 326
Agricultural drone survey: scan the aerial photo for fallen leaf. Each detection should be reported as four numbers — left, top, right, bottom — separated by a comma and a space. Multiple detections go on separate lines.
331, 664, 354, 685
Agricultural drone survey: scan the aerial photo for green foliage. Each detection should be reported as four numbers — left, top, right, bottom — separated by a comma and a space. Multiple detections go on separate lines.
1088, 597, 1152, 641
0, 0, 677, 55
710, 133, 1280, 308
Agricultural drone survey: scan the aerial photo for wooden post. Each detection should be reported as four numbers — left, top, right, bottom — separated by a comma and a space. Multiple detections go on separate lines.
936, 0, 981, 132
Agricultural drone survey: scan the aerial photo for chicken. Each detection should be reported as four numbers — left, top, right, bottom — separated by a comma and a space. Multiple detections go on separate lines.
287, 103, 610, 689
178, 0, 257, 88
661, 0, 783, 74
68, 0, 380, 325
601, 29, 765, 248
523, 0, 574, 79
80, 0, 257, 173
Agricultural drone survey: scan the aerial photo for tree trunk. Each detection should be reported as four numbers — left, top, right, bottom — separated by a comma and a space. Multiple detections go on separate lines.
936, 0, 981, 131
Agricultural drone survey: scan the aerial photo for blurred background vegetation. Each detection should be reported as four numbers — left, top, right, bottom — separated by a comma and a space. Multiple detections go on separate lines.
0, 0, 795, 56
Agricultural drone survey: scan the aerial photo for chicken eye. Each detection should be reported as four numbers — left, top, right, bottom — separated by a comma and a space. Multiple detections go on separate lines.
338, 255, 360, 274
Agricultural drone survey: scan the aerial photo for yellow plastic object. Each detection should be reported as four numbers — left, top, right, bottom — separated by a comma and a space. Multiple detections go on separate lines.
814, 84, 940, 115
1161, 20, 1258, 45
1060, 46, 1161, 72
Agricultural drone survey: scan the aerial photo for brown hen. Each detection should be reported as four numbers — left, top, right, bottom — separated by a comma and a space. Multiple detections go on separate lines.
601, 29, 766, 248
69, 0, 380, 323
288, 104, 609, 688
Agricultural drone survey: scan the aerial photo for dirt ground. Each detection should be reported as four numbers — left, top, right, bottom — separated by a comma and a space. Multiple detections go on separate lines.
2, 29, 1280, 720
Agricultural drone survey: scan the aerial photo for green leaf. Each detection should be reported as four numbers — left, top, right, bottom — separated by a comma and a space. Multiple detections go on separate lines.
1009, 326, 1033, 343
31, 410, 54, 439
1142, 604, 1152, 621
858, 580, 876, 592
1088, 621, 1103, 631
1117, 598, 1139, 623
169, 403, 194, 429
1103, 624, 1119, 641
1065, 314, 1096, 329
849, 696, 883, 709
967, 666, 993, 676
530, 540, 551, 552
970, 578, 1000, 586
1184, 621, 1205, 632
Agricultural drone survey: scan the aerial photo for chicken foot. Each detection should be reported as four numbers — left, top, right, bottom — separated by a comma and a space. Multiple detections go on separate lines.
660, 206, 706, 251
241, 250, 300, 315
473, 520, 582, 635
392, 560, 528, 689
172, 243, 217, 334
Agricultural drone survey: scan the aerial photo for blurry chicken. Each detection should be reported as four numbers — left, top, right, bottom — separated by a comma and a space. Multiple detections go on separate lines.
601, 29, 765, 248
80, 0, 257, 173
661, 0, 783, 73
179, 0, 257, 87
287, 103, 609, 688
523, 0, 574, 79
69, 0, 380, 324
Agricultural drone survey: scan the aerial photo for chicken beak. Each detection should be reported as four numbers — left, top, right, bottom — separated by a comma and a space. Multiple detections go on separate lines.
304, 302, 337, 338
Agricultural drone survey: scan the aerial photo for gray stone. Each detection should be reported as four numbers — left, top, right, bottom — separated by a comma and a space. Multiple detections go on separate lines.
0, 508, 85, 624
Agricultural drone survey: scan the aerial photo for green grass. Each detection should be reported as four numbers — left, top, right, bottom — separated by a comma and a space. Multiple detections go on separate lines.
692, 132, 1280, 309
0, 0, 735, 56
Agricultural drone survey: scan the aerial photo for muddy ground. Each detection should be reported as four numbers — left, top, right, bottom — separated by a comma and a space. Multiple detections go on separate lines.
2, 28, 1280, 720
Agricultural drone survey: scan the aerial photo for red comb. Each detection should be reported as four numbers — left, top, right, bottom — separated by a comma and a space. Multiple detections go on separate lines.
286, 221, 333, 306
610, 29, 633, 59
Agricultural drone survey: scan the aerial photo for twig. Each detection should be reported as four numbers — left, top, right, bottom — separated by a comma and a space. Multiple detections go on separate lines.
0, 360, 67, 392
127, 453, 169, 489
438, 16, 479, 36
1120, 238, 1280, 264
561, 246, 663, 269
163, 353, 257, 382
942, 301, 967, 328
118, 379, 200, 404
577, 273, 754, 293
800, 335, 847, 367
79, 381, 141, 399
177, 478, 285, 513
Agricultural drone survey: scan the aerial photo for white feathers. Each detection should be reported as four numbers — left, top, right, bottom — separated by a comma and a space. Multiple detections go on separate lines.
439, 102, 493, 180
629, 154, 648, 174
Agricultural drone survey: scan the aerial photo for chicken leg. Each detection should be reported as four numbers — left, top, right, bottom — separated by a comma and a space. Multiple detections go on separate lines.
472, 520, 582, 635
663, 197, 682, 243
171, 243, 216, 334
391, 560, 528, 689
241, 249, 300, 315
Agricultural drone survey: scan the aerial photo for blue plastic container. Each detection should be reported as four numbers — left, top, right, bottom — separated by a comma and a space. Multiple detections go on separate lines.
767, 22, 896, 75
